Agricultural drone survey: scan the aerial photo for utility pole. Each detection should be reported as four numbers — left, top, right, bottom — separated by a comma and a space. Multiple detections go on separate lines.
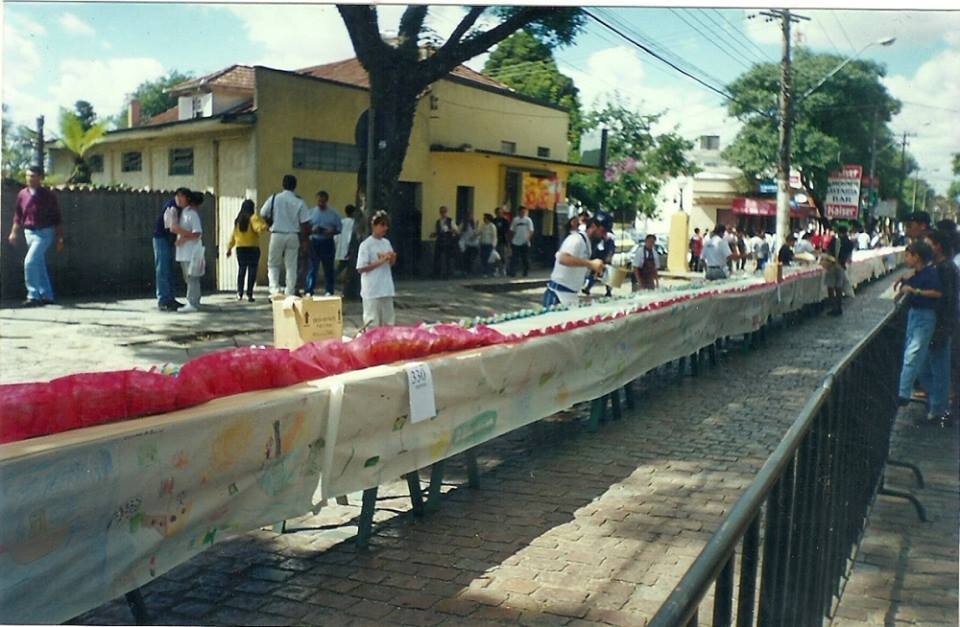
35, 116, 45, 174
760, 9, 808, 247
866, 106, 879, 223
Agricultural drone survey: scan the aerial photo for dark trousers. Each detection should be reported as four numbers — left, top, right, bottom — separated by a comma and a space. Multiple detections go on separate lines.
434, 239, 455, 279
235, 246, 260, 297
509, 244, 530, 277
479, 243, 493, 275
689, 254, 700, 272
463, 246, 479, 276
306, 238, 336, 295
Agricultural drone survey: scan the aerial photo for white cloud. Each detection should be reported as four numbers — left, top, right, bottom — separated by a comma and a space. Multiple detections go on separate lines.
884, 45, 960, 193
228, 5, 503, 71
746, 10, 960, 53
59, 12, 95, 37
2, 15, 47, 124
560, 46, 741, 149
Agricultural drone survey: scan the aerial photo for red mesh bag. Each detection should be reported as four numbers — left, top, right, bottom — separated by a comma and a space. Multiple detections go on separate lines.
58, 371, 130, 428
293, 339, 363, 377
126, 369, 178, 417
0, 383, 50, 443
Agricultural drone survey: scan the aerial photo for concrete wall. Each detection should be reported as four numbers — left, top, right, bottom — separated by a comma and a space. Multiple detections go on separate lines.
1, 181, 218, 301
88, 126, 254, 197
254, 67, 369, 213
428, 80, 568, 161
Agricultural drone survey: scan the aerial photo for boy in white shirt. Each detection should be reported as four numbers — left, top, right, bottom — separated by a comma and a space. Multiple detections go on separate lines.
356, 210, 397, 328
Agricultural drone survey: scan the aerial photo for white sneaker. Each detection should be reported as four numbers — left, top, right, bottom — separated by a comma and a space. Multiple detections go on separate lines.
179, 304, 199, 313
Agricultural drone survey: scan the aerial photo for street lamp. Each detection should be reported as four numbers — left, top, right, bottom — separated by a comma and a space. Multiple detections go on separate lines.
797, 36, 896, 103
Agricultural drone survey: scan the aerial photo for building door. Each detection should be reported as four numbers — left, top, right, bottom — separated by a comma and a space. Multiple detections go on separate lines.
504, 170, 521, 210
455, 186, 474, 223
393, 181, 422, 277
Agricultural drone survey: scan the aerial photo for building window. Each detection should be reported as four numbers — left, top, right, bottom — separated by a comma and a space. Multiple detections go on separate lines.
500, 140, 517, 155
169, 147, 194, 175
121, 151, 142, 172
537, 146, 550, 158
292, 138, 360, 172
88, 154, 104, 173
699, 135, 720, 150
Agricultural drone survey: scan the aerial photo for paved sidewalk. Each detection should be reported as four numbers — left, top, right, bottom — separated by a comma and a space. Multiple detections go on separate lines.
832, 407, 959, 625
66, 273, 947, 626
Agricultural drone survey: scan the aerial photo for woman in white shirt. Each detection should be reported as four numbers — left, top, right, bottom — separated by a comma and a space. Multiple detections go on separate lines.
171, 192, 204, 312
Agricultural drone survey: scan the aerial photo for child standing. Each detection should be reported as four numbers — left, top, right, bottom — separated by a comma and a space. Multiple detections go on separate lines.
895, 240, 942, 406
226, 199, 267, 301
357, 210, 397, 328
172, 192, 204, 312
635, 234, 660, 290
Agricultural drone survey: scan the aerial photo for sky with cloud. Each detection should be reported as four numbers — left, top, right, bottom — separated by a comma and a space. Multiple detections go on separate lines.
3, 3, 958, 192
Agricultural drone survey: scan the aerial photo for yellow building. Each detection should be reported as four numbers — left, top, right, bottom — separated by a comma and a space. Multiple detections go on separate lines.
80, 58, 593, 286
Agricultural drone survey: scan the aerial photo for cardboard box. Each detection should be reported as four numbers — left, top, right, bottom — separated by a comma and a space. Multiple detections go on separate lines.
763, 261, 783, 284
271, 295, 343, 349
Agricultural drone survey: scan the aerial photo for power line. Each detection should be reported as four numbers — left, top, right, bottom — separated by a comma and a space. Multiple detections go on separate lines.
696, 9, 768, 66
584, 9, 774, 119
831, 11, 857, 53
594, 8, 732, 95
710, 9, 774, 63
814, 16, 844, 56
672, 8, 755, 71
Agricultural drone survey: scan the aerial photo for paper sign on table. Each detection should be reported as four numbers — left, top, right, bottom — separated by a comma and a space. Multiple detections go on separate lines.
405, 362, 437, 423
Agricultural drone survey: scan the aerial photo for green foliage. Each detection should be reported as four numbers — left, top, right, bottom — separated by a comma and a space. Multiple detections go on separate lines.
59, 108, 107, 184
492, 7, 585, 47
117, 70, 194, 127
484, 30, 583, 152
74, 100, 97, 131
2, 104, 37, 181
567, 99, 698, 221
722, 48, 901, 210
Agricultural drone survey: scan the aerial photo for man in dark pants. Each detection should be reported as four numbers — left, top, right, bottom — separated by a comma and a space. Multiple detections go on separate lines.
508, 206, 534, 277
305, 190, 342, 296
431, 205, 457, 279
151, 187, 190, 311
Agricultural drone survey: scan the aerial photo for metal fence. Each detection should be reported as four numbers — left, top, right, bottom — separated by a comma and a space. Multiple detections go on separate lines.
649, 305, 907, 627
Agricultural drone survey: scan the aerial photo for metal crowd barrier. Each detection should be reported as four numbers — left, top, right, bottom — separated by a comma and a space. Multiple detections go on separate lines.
649, 305, 911, 627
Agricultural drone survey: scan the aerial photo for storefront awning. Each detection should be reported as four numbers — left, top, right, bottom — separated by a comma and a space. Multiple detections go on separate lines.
731, 197, 816, 218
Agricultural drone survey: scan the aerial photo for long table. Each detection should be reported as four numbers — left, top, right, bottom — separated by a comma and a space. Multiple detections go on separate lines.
0, 248, 901, 624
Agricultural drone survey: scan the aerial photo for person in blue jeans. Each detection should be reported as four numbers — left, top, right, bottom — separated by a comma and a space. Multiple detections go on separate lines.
917, 229, 958, 422
305, 191, 342, 296
7, 166, 63, 306
895, 240, 942, 408
152, 187, 190, 311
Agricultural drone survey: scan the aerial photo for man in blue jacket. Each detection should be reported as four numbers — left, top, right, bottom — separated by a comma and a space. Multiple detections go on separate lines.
153, 187, 190, 311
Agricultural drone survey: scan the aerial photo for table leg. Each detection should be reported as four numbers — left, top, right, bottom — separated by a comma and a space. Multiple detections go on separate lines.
465, 449, 481, 488
356, 486, 378, 549
405, 472, 424, 517
425, 461, 445, 513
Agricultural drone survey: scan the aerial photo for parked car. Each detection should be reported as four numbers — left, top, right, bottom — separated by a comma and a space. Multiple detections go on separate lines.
611, 239, 668, 271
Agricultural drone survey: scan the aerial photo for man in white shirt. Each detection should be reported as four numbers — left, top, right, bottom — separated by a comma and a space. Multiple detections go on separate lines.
508, 206, 535, 277
702, 224, 737, 280
260, 174, 311, 296
543, 212, 610, 306
795, 232, 816, 256
334, 204, 356, 288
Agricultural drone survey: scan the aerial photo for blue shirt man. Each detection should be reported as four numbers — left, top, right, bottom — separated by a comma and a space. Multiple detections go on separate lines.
305, 191, 342, 295
153, 187, 190, 311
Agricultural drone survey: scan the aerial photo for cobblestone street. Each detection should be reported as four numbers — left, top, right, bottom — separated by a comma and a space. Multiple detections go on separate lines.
69, 271, 957, 626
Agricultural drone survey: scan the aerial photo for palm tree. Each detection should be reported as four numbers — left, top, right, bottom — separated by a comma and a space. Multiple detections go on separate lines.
59, 109, 106, 184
